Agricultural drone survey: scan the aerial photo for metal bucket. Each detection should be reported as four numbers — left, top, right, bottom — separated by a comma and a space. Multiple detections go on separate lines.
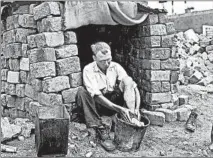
114, 113, 150, 152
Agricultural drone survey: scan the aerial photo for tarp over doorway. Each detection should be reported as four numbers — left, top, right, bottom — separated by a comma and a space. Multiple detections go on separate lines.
64, 1, 149, 30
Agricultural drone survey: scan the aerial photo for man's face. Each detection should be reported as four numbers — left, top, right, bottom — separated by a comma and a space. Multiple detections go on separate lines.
93, 49, 112, 71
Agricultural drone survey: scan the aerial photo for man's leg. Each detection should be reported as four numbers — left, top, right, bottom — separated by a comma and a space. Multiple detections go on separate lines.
76, 87, 102, 128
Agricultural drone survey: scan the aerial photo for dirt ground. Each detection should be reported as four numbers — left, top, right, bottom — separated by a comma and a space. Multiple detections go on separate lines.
1, 85, 213, 157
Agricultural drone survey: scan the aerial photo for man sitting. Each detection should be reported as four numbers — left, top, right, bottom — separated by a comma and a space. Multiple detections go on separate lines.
76, 41, 141, 151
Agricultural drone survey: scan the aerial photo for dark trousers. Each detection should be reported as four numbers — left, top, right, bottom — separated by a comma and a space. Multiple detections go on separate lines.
76, 87, 124, 128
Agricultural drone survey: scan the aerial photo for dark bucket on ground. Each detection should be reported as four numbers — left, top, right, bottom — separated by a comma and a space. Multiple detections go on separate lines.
35, 105, 70, 157
114, 113, 150, 152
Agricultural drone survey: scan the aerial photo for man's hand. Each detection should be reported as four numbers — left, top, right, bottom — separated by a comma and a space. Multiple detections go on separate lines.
134, 108, 141, 120
120, 107, 131, 122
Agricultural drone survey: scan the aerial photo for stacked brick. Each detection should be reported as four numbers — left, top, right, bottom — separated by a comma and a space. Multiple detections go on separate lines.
114, 13, 180, 110
1, 2, 82, 119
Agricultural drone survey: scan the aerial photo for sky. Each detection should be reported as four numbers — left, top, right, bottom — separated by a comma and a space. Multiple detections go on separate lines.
148, 1, 213, 15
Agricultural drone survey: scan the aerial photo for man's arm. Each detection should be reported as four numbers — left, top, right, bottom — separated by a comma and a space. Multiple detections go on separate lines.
94, 95, 131, 120
94, 95, 124, 113
135, 87, 141, 110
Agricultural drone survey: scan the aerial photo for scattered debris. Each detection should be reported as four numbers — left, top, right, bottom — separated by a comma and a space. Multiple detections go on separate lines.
175, 29, 213, 88
1, 117, 22, 142
1, 144, 17, 153
18, 135, 25, 141
13, 118, 35, 138
89, 141, 97, 148
160, 150, 167, 156
85, 151, 93, 157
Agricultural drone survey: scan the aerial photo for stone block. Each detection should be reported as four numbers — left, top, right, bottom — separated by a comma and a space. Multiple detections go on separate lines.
179, 95, 189, 106
142, 36, 161, 48
28, 48, 56, 63
3, 30, 15, 44
7, 95, 16, 108
165, 22, 176, 34
42, 76, 70, 93
20, 71, 29, 83
38, 92, 63, 106
4, 43, 22, 59
200, 40, 210, 47
1, 81, 6, 93
27, 35, 37, 48
175, 108, 190, 122
7, 71, 20, 83
158, 13, 168, 23
189, 71, 203, 84
206, 45, 213, 52
170, 71, 179, 84
161, 59, 180, 70
161, 34, 175, 48
142, 24, 167, 36
1, 69, 8, 81
143, 80, 161, 93
18, 14, 36, 28
69, 72, 82, 88
56, 57, 81, 75
150, 70, 170, 81
161, 81, 170, 92
143, 14, 158, 25
20, 58, 29, 71
141, 59, 160, 70
1, 94, 7, 107
25, 84, 38, 101
30, 79, 42, 92
30, 62, 56, 78
6, 83, 16, 95
160, 103, 173, 109
15, 97, 25, 111
22, 44, 28, 57
37, 17, 62, 32
24, 97, 33, 112
64, 31, 77, 44
208, 53, 213, 63
35, 32, 64, 48
1, 56, 9, 69
142, 110, 165, 126
33, 2, 61, 20
55, 45, 78, 59
146, 92, 172, 104
156, 108, 177, 122
16, 84, 25, 97
62, 87, 80, 103
145, 48, 170, 60
8, 59, 20, 71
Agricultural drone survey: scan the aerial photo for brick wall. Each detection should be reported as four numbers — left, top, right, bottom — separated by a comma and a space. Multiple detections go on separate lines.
113, 14, 180, 110
1, 2, 81, 119
1, 2, 179, 119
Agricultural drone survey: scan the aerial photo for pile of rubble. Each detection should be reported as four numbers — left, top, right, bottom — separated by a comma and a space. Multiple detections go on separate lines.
1, 117, 35, 153
175, 29, 213, 87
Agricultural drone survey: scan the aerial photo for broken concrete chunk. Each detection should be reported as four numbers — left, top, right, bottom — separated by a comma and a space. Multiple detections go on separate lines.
1, 117, 22, 142
142, 110, 165, 126
155, 108, 177, 122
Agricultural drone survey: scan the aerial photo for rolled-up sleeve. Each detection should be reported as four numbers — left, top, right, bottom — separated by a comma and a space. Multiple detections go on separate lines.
83, 68, 102, 98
